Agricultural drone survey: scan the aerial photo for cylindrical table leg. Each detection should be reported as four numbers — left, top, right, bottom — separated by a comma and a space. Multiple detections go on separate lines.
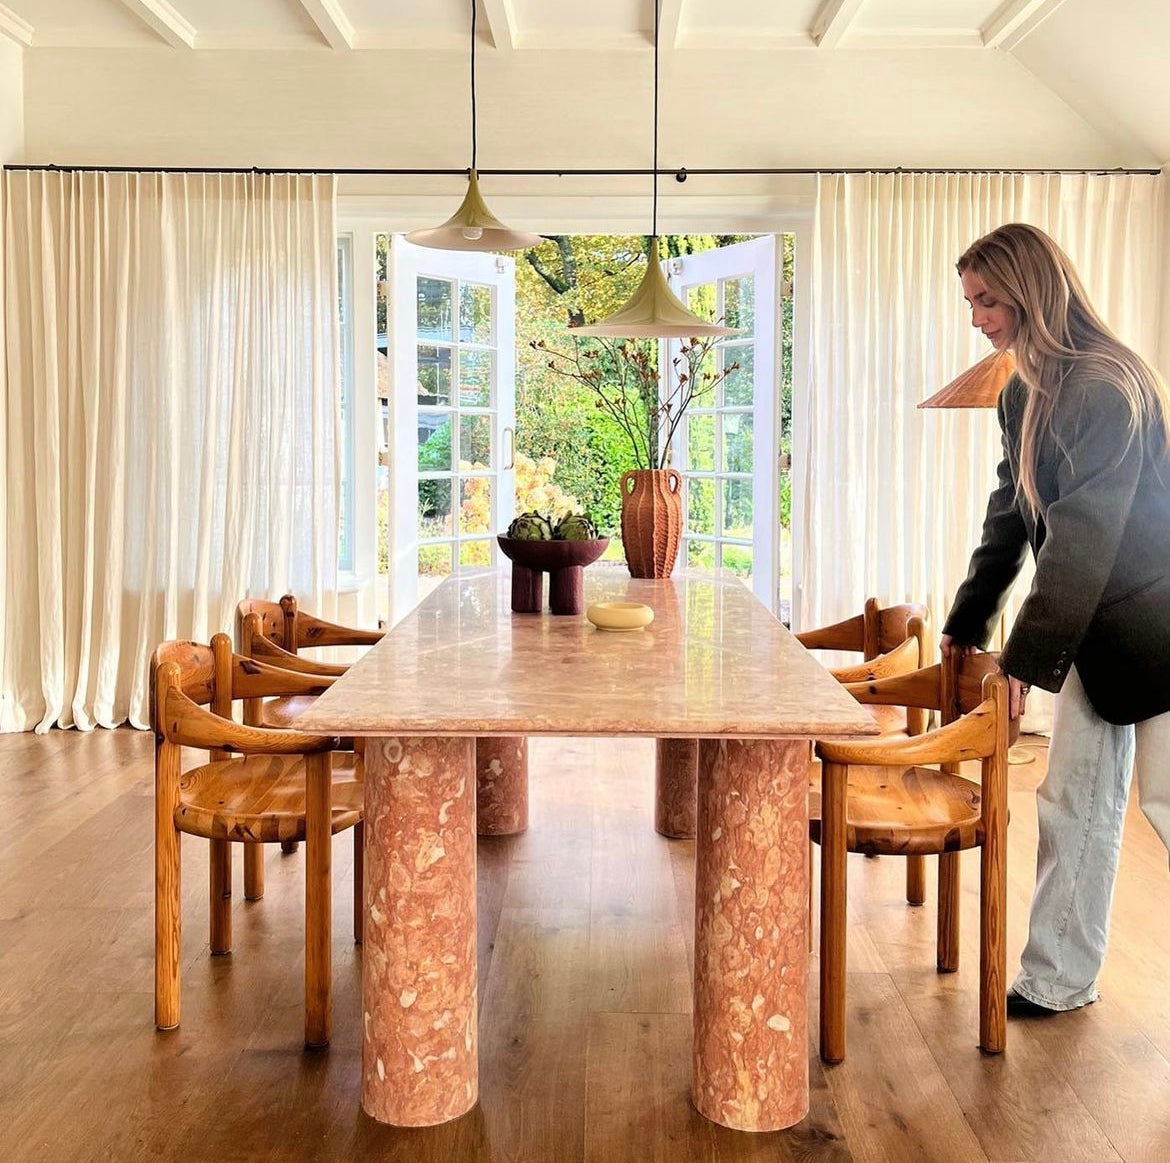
693, 737, 809, 1131
362, 736, 478, 1126
476, 736, 529, 835
655, 738, 698, 838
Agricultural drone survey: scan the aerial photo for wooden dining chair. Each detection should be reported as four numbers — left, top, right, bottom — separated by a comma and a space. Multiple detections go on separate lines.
236, 596, 382, 912
813, 653, 1011, 1062
151, 634, 363, 1047
799, 598, 932, 903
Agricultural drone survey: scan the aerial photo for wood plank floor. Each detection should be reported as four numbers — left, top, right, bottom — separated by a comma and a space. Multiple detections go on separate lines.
2, 729, 1170, 1161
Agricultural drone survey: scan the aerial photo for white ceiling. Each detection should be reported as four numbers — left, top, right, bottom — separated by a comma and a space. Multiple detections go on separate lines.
2, 0, 1169, 166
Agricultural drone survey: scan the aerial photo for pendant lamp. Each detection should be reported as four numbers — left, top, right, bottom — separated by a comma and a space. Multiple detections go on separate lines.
405, 1, 541, 253
570, 5, 740, 338
918, 349, 1016, 409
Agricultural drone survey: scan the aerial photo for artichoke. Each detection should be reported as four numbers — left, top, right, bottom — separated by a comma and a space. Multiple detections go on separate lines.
507, 511, 554, 541
554, 513, 599, 541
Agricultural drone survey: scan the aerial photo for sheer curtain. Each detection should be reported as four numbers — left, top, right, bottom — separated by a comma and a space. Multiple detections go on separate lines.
1, 171, 340, 733
800, 171, 1166, 650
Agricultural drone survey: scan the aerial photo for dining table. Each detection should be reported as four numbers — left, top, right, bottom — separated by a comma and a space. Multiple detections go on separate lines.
296, 567, 877, 1132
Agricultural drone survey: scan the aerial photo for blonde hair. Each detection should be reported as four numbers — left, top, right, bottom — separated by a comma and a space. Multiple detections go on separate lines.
957, 222, 1169, 514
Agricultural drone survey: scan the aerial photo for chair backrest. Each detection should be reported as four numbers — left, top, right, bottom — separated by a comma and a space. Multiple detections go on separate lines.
236, 593, 383, 656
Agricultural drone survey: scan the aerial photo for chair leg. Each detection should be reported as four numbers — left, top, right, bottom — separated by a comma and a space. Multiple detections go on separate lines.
980, 811, 1008, 1051
243, 842, 265, 901
155, 810, 181, 1030
353, 822, 364, 945
906, 854, 926, 906
305, 753, 332, 1048
209, 838, 232, 955
937, 851, 960, 972
807, 836, 815, 952
819, 761, 848, 1064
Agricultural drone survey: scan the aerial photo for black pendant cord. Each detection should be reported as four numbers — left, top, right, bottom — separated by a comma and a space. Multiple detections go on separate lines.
469, 0, 478, 173
651, 0, 659, 238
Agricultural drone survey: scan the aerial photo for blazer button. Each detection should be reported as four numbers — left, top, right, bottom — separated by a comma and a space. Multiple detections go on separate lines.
1053, 667, 1062, 676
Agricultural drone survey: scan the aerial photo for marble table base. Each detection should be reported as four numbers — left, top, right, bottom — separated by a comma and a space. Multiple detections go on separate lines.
361, 736, 478, 1127
475, 736, 529, 835
692, 738, 810, 1131
655, 738, 698, 838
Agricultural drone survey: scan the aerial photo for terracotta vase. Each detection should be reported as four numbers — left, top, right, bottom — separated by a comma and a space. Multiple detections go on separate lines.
620, 468, 683, 578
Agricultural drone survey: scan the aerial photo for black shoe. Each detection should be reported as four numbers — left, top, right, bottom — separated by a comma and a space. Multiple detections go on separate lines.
1005, 988, 1060, 1016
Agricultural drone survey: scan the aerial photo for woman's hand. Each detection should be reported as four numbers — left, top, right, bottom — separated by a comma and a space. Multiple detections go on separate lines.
939, 633, 975, 660
1005, 674, 1030, 720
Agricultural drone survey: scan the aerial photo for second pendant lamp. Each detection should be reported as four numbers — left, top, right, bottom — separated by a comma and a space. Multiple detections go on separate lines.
571, 5, 740, 338
406, 0, 541, 253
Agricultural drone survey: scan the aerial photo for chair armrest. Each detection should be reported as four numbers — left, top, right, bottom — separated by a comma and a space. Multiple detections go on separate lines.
161, 686, 339, 754
816, 697, 997, 766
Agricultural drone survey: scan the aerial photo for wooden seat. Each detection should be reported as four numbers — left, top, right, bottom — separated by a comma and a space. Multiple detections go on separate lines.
799, 599, 932, 902
152, 634, 361, 1048
235, 595, 384, 911
814, 653, 1011, 1062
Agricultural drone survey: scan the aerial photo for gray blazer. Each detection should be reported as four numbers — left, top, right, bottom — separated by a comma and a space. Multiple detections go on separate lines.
943, 372, 1170, 726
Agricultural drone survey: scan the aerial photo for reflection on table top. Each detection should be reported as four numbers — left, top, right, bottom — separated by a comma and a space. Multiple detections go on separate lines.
296, 568, 879, 740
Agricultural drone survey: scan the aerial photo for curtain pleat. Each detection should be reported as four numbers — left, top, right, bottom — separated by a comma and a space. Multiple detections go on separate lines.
801, 171, 1166, 656
1, 170, 340, 732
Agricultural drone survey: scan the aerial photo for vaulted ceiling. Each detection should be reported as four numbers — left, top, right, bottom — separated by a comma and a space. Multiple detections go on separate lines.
3, 1, 1168, 169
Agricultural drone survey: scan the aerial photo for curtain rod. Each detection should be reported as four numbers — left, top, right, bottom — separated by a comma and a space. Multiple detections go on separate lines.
3, 164, 1162, 178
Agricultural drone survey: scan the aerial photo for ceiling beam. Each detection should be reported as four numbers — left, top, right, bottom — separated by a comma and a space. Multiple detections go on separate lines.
296, 0, 354, 50
117, 0, 196, 49
0, 3, 33, 45
658, 0, 685, 50
480, 0, 516, 52
811, 0, 867, 49
983, 0, 1070, 51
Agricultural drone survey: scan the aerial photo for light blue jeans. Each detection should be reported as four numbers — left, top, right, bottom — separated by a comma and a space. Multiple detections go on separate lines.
1013, 666, 1170, 1009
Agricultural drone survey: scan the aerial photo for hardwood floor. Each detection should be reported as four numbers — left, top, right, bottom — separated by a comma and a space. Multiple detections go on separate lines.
2, 729, 1170, 1161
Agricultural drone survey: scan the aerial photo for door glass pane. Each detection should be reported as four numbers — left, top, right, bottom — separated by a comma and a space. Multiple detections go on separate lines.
687, 477, 715, 535
723, 479, 753, 539
723, 345, 754, 407
459, 349, 493, 407
460, 284, 493, 344
723, 275, 755, 334
688, 414, 715, 471
685, 282, 717, 322
460, 478, 491, 535
417, 345, 452, 405
460, 415, 492, 467
419, 479, 452, 538
459, 539, 492, 567
418, 277, 454, 341
723, 413, 754, 473
722, 544, 753, 579
687, 540, 716, 569
417, 412, 451, 471
419, 543, 453, 578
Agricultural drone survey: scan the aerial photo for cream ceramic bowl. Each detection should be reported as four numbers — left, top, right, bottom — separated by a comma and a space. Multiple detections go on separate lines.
586, 601, 655, 632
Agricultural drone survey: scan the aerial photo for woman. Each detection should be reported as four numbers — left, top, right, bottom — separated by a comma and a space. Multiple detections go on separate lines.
942, 222, 1170, 1014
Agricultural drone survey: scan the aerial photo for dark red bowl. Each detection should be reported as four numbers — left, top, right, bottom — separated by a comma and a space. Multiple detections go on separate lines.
496, 535, 609, 570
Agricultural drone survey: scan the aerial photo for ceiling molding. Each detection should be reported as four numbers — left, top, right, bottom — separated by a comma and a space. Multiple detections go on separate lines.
983, 0, 1070, 51
296, 0, 354, 51
676, 31, 815, 50
659, 0, 685, 50
843, 29, 986, 50
0, 3, 33, 46
812, 0, 867, 49
117, 0, 196, 49
480, 0, 516, 52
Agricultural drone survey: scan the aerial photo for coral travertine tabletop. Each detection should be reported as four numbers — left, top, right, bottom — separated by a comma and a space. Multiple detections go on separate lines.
297, 569, 877, 1133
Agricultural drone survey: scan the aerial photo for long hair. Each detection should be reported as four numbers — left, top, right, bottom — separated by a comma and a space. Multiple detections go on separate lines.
957, 222, 1169, 514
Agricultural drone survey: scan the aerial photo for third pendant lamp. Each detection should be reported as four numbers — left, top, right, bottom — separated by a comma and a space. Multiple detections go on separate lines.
405, 0, 541, 253
570, 4, 740, 338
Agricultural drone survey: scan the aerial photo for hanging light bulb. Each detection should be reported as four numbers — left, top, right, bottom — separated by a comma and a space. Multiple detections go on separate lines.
571, 3, 740, 339
406, 1, 541, 253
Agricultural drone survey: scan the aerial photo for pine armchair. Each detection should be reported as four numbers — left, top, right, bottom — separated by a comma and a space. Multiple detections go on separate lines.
151, 634, 363, 1047
813, 653, 1011, 1062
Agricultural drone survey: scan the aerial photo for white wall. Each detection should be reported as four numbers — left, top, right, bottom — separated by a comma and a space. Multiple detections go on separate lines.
20, 44, 1132, 191
0, 36, 24, 727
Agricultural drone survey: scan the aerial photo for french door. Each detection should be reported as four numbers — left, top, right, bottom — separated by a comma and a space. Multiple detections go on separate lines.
664, 236, 780, 611
387, 239, 516, 624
